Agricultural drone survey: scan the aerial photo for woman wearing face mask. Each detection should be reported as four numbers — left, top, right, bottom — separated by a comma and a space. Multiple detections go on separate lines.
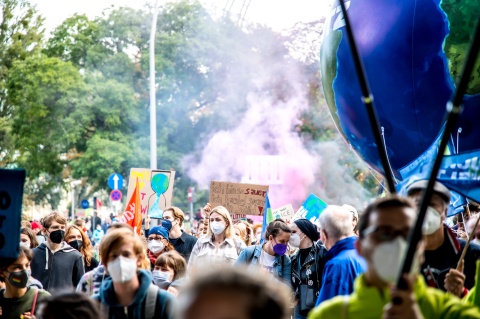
153, 250, 187, 296
147, 220, 175, 269
235, 219, 292, 287
92, 228, 176, 319
64, 225, 99, 272
289, 219, 327, 319
188, 205, 246, 269
0, 246, 50, 319
91, 224, 105, 247
21, 227, 39, 249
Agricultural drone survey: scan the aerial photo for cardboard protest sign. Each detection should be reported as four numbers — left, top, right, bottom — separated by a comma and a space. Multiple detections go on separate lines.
0, 169, 26, 262
272, 204, 295, 222
209, 181, 269, 215
294, 194, 328, 224
125, 168, 175, 219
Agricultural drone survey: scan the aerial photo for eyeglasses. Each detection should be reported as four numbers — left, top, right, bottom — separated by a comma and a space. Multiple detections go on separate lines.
147, 236, 165, 242
361, 225, 410, 242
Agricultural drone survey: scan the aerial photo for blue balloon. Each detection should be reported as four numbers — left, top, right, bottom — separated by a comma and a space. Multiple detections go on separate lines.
151, 174, 169, 194
320, 0, 480, 178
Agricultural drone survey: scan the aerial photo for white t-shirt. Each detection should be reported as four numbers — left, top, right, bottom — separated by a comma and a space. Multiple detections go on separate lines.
260, 249, 276, 273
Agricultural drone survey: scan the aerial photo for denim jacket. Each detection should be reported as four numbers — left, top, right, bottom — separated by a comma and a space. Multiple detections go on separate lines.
235, 244, 291, 287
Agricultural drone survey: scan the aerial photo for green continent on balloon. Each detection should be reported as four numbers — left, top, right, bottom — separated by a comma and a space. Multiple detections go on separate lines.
441, 0, 480, 94
320, 30, 343, 138
151, 174, 169, 194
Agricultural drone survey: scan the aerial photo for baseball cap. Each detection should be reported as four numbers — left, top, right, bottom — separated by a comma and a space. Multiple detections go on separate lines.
31, 221, 42, 230
406, 179, 451, 204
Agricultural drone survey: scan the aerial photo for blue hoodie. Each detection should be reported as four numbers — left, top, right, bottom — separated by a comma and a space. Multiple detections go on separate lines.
93, 269, 176, 319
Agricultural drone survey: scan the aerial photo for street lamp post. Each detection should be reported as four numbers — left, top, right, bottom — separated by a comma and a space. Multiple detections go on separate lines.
70, 180, 82, 222
150, 0, 159, 170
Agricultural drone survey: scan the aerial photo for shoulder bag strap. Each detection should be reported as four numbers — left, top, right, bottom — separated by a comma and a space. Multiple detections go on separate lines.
145, 284, 159, 319
31, 288, 39, 315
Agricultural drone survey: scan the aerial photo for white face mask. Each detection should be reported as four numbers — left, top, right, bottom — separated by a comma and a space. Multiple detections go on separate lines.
289, 233, 304, 248
20, 242, 30, 248
422, 206, 442, 235
148, 240, 165, 254
107, 256, 137, 283
152, 270, 171, 287
371, 236, 420, 284
210, 221, 226, 235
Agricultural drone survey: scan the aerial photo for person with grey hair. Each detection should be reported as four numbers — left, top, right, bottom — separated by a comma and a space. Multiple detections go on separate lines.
315, 205, 367, 305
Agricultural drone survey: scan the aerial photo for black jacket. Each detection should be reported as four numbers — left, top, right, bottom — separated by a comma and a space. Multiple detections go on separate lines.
31, 242, 85, 291
172, 231, 198, 262
422, 226, 480, 293
291, 241, 327, 317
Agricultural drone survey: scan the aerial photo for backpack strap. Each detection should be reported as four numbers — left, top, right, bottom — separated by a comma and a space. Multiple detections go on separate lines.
31, 288, 39, 315
145, 284, 159, 319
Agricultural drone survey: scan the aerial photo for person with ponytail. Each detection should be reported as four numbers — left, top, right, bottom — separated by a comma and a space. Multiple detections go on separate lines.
289, 219, 327, 319
235, 218, 292, 287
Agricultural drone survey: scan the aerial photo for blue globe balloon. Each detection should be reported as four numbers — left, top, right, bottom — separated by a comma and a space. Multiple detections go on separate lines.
320, 0, 480, 178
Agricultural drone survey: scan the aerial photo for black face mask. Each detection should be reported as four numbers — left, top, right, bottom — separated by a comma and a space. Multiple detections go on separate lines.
8, 269, 30, 288
49, 229, 65, 244
68, 239, 83, 251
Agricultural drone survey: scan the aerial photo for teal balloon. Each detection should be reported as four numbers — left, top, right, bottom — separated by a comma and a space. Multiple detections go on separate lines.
151, 174, 169, 194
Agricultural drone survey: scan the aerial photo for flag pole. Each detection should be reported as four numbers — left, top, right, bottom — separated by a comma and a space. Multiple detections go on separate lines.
338, 0, 396, 194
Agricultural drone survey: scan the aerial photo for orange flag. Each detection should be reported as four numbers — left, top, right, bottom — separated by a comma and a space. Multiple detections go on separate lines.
121, 177, 142, 235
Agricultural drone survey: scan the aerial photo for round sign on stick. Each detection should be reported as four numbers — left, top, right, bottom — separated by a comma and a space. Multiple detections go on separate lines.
80, 199, 89, 209
110, 190, 122, 201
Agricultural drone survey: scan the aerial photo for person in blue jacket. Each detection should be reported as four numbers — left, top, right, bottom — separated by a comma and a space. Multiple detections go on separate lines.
315, 205, 367, 305
92, 228, 176, 319
235, 218, 292, 287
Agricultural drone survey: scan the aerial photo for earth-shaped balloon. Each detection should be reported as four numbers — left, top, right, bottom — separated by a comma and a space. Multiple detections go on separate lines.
320, 0, 480, 178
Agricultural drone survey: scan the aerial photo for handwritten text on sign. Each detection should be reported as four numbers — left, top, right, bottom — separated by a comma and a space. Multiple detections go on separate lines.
209, 181, 269, 216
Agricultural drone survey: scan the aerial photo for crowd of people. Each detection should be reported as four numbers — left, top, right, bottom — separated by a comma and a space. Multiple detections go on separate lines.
2, 180, 480, 318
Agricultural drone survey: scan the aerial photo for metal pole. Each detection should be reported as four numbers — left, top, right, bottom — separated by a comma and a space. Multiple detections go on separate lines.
149, 0, 159, 170
71, 187, 75, 222
190, 201, 193, 221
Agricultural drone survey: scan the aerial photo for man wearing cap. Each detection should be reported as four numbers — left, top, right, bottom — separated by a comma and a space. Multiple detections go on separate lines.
407, 179, 480, 298
315, 205, 367, 305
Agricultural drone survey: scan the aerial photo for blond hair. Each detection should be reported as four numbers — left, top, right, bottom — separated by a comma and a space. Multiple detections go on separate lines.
207, 206, 234, 239
100, 229, 145, 265
164, 206, 185, 226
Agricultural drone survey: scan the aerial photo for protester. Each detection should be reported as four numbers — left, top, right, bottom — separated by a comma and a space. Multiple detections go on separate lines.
290, 219, 326, 319
146, 220, 175, 269
234, 220, 254, 246
36, 291, 103, 319
177, 266, 291, 319
92, 228, 176, 319
342, 204, 359, 236
235, 218, 292, 287
159, 206, 198, 262
31, 213, 84, 291
188, 205, 246, 268
0, 246, 50, 319
31, 221, 46, 245
76, 223, 135, 297
407, 179, 480, 297
90, 211, 102, 233
102, 216, 112, 233
308, 196, 480, 319
195, 219, 207, 238
467, 214, 480, 245
315, 205, 367, 305
153, 250, 187, 296
252, 222, 263, 244
92, 224, 105, 246
21, 227, 39, 249
64, 224, 99, 272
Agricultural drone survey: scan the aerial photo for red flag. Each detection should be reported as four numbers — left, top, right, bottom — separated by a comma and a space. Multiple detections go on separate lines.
121, 177, 142, 235
96, 198, 103, 208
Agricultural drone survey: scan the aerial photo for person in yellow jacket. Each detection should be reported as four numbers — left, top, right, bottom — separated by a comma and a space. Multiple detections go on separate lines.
309, 196, 480, 319
465, 260, 480, 307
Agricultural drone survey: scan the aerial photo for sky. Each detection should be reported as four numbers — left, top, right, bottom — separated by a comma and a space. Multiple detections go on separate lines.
32, 0, 331, 34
